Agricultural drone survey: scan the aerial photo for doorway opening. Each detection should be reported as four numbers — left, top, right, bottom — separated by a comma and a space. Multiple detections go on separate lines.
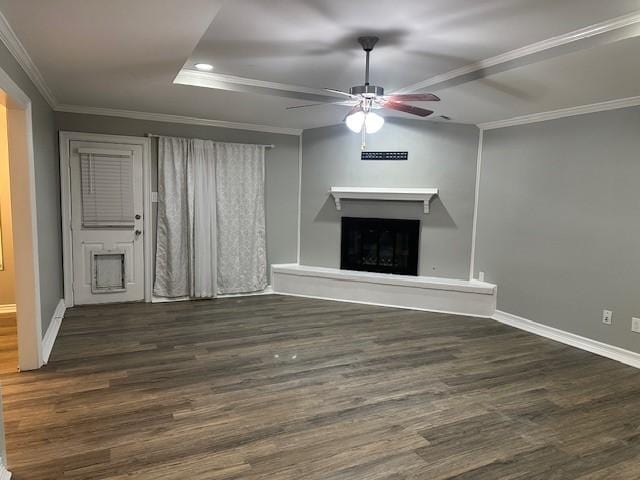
0, 68, 46, 477
0, 69, 45, 373
0, 92, 17, 374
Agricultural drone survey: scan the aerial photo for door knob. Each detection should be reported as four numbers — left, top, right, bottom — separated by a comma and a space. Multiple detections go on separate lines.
135, 230, 142, 237
135, 214, 141, 220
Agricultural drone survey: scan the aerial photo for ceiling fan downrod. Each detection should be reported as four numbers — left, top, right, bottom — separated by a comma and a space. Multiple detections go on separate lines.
350, 36, 384, 97
360, 37, 378, 85
365, 49, 370, 85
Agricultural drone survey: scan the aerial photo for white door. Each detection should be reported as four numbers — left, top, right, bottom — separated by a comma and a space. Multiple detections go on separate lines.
69, 140, 144, 304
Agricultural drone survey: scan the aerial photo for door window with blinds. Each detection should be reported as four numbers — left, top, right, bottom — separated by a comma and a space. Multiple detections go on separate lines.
79, 148, 135, 228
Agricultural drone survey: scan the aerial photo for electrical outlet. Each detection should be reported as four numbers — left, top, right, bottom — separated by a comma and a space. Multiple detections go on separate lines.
632, 318, 640, 333
602, 310, 613, 325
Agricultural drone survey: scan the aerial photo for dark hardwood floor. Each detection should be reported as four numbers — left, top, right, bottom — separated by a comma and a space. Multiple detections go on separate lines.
1, 295, 640, 479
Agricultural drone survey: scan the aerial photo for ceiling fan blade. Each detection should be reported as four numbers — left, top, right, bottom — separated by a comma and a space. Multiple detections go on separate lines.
343, 105, 362, 122
325, 88, 357, 98
383, 101, 434, 117
286, 100, 359, 110
383, 93, 440, 102
286, 103, 325, 110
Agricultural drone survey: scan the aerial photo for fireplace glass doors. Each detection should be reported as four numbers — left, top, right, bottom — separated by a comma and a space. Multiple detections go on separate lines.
340, 217, 419, 276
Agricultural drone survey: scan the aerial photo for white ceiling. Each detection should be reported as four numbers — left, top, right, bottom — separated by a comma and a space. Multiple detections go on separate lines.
1, 0, 639, 130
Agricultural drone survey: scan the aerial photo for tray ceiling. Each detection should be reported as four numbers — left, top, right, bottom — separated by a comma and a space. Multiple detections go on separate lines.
0, 0, 639, 130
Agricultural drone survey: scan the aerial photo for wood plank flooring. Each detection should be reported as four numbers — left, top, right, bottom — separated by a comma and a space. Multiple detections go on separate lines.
1, 295, 640, 479
0, 313, 18, 374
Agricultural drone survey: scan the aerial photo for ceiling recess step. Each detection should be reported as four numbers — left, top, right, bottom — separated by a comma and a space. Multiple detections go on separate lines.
329, 187, 439, 213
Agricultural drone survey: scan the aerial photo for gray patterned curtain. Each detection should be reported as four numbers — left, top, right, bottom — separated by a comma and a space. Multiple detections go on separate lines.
214, 143, 267, 294
154, 136, 266, 298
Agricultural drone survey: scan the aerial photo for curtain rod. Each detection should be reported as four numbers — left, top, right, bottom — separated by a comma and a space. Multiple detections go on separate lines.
145, 133, 275, 149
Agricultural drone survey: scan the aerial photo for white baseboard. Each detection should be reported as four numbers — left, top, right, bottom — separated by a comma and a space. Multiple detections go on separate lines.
42, 299, 65, 364
272, 264, 496, 318
0, 304, 16, 314
0, 465, 11, 480
493, 310, 640, 369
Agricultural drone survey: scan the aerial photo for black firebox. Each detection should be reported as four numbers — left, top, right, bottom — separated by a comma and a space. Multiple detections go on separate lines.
340, 217, 420, 276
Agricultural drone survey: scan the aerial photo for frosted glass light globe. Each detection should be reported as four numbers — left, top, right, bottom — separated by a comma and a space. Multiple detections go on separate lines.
364, 111, 384, 133
345, 111, 365, 133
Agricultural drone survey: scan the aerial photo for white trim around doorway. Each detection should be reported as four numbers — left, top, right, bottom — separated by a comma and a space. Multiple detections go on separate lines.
0, 464, 11, 480
59, 131, 153, 308
0, 65, 43, 370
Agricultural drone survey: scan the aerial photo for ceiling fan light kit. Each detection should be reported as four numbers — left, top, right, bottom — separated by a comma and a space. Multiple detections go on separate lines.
286, 36, 442, 149
345, 110, 385, 134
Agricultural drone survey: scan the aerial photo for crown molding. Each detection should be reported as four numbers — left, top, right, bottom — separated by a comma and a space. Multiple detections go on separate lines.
54, 104, 303, 136
397, 10, 640, 94
478, 95, 640, 130
0, 9, 57, 107
176, 69, 343, 102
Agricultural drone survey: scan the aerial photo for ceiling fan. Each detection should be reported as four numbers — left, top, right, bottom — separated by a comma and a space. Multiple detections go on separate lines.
287, 36, 441, 148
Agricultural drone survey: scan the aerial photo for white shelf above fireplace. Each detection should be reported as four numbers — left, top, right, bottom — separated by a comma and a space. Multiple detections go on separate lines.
329, 187, 439, 213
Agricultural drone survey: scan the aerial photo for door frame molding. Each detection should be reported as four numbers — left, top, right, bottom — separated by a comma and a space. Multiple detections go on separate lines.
0, 65, 43, 371
59, 131, 152, 307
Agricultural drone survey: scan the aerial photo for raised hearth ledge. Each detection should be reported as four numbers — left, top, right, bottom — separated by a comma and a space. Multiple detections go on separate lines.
271, 264, 496, 317
329, 187, 439, 213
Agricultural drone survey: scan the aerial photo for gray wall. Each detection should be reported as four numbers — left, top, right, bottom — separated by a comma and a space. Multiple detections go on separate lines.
0, 42, 61, 335
55, 112, 300, 280
474, 106, 640, 353
300, 119, 479, 279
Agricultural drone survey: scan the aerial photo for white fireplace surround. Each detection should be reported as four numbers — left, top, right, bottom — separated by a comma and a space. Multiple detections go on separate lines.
329, 187, 439, 213
281, 186, 495, 316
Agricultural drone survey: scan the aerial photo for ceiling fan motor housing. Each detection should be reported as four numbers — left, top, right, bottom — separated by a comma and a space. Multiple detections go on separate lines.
350, 84, 384, 98
358, 36, 379, 51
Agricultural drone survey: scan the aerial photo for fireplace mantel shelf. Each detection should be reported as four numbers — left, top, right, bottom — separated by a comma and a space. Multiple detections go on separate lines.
329, 187, 439, 213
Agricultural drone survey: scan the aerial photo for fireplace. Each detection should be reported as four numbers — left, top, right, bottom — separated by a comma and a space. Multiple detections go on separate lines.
340, 217, 420, 276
